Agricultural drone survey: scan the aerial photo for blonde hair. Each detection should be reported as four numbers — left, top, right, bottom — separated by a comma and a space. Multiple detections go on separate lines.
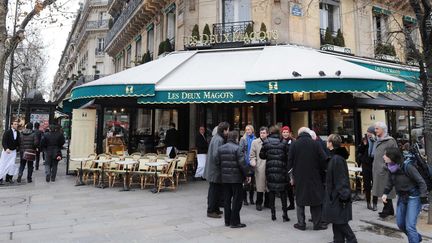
242, 125, 255, 140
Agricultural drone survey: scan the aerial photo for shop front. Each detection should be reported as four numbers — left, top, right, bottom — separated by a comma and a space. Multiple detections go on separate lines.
65, 45, 410, 163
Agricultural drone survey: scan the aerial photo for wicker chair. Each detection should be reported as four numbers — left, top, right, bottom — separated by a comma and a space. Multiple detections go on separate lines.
157, 160, 177, 193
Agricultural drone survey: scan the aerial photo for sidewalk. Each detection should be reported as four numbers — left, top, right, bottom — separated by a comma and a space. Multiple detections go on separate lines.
0, 160, 427, 242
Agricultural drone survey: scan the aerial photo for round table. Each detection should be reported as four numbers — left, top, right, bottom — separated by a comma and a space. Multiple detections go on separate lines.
94, 159, 113, 189
116, 160, 138, 191
145, 161, 169, 193
70, 157, 92, 186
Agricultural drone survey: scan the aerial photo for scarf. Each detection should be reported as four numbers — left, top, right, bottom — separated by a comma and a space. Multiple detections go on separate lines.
245, 134, 255, 165
387, 162, 400, 173
368, 137, 376, 157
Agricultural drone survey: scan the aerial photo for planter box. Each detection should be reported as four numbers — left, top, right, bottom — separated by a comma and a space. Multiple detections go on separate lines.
407, 59, 420, 66
320, 44, 352, 55
375, 54, 400, 63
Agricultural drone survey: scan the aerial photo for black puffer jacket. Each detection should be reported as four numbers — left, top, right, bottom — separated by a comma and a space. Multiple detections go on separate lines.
259, 134, 289, 192
20, 129, 38, 153
216, 141, 250, 184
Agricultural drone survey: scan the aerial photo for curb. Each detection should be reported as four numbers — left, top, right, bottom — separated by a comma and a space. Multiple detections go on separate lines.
360, 219, 432, 240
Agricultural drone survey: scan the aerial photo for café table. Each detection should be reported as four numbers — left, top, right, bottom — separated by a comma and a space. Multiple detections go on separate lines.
93, 159, 113, 189
145, 160, 170, 193
70, 157, 92, 186
348, 166, 363, 201
116, 160, 138, 191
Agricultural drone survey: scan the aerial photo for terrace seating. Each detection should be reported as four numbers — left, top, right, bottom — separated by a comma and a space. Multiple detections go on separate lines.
175, 155, 188, 186
157, 160, 177, 193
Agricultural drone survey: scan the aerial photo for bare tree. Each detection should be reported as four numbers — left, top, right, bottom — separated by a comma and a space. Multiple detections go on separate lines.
0, 0, 57, 134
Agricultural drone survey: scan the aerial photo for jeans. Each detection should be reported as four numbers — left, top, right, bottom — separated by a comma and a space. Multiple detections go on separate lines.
18, 158, 34, 179
396, 195, 422, 243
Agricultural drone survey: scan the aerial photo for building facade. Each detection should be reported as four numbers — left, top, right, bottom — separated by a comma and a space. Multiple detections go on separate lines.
51, 0, 114, 103
61, 0, 423, 159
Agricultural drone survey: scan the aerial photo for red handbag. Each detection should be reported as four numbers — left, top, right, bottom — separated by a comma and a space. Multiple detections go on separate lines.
23, 149, 36, 161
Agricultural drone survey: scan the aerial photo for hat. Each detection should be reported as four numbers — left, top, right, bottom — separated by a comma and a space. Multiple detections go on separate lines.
282, 126, 291, 133
367, 125, 375, 134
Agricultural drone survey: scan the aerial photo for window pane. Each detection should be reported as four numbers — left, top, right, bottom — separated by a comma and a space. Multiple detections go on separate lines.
155, 109, 178, 145
167, 12, 176, 41
223, 0, 235, 23
312, 110, 328, 136
394, 110, 409, 145
291, 111, 308, 137
411, 110, 423, 143
238, 0, 251, 21
330, 109, 354, 144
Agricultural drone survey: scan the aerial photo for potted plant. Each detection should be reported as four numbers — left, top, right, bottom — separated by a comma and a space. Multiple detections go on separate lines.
320, 28, 352, 55
141, 50, 152, 64
259, 23, 268, 42
375, 43, 400, 62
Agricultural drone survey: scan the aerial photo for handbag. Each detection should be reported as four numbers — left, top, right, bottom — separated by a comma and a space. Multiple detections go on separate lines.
23, 149, 36, 161
56, 151, 63, 161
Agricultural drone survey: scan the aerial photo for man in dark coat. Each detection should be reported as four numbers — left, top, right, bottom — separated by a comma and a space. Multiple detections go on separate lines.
204, 122, 229, 218
164, 122, 179, 158
356, 125, 375, 210
260, 126, 290, 222
18, 123, 39, 183
40, 125, 65, 182
33, 122, 43, 170
216, 131, 251, 228
323, 134, 357, 243
288, 127, 328, 231
0, 120, 20, 184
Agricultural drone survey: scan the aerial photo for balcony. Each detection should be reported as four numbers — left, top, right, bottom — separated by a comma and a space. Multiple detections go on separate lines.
105, 0, 144, 50
213, 21, 253, 40
374, 40, 400, 63
76, 19, 109, 48
95, 48, 105, 56
82, 0, 109, 18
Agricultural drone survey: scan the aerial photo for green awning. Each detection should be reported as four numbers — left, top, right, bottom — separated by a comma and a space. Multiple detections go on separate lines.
403, 16, 417, 24
61, 98, 94, 113
348, 60, 420, 84
373, 6, 391, 15
71, 84, 155, 100
245, 78, 405, 95
137, 90, 267, 104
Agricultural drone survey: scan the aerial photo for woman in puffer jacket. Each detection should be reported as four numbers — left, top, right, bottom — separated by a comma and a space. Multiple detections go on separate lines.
260, 126, 290, 222
216, 131, 252, 228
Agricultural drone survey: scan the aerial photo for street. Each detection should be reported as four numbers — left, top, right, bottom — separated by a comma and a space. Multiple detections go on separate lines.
1, 161, 430, 242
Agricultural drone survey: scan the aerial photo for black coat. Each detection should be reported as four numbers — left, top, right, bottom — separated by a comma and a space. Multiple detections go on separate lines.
323, 147, 353, 224
40, 131, 65, 155
33, 129, 43, 148
288, 132, 328, 206
259, 134, 289, 192
165, 128, 179, 147
195, 133, 208, 154
357, 140, 373, 171
20, 129, 39, 153
2, 129, 20, 151
216, 141, 250, 184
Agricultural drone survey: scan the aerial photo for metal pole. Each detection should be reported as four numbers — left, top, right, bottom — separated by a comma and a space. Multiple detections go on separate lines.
5, 0, 19, 128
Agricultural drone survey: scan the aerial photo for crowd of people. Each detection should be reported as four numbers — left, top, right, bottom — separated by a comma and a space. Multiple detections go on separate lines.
202, 121, 429, 243
0, 121, 65, 184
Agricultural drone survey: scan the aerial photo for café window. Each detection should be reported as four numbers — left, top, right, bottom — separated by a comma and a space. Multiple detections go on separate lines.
411, 110, 423, 143
319, 0, 341, 32
312, 110, 328, 136
103, 108, 130, 154
222, 0, 251, 23
330, 109, 354, 144
155, 109, 178, 146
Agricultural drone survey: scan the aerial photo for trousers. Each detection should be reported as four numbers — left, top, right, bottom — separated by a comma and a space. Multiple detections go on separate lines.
297, 205, 322, 227
207, 182, 223, 213
223, 183, 244, 225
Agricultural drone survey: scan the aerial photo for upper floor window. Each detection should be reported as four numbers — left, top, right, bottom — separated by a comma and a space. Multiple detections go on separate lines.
147, 25, 155, 59
135, 37, 142, 62
166, 7, 176, 44
373, 7, 390, 44
222, 0, 251, 23
97, 38, 105, 51
99, 12, 104, 21
319, 0, 340, 33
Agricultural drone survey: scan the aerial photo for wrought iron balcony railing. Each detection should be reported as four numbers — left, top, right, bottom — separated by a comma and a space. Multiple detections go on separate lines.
77, 20, 109, 46
212, 21, 254, 41
95, 48, 105, 56
105, 0, 143, 48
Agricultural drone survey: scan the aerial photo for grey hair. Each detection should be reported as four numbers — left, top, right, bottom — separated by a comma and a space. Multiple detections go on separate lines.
298, 127, 311, 135
309, 130, 317, 140
375, 121, 388, 136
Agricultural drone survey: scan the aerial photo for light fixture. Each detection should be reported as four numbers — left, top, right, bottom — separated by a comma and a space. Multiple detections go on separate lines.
335, 70, 341, 76
319, 71, 326, 76
121, 108, 125, 112
292, 71, 302, 77
113, 110, 117, 114
342, 108, 349, 114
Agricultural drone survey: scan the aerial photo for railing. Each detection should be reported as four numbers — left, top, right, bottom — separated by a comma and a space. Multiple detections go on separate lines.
77, 20, 109, 46
95, 48, 105, 56
84, 74, 107, 82
105, 0, 143, 48
213, 21, 253, 41
82, 0, 109, 16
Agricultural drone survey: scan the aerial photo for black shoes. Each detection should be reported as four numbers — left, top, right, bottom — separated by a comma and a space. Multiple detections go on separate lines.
0, 179, 3, 185
287, 204, 295, 210
207, 212, 222, 218
230, 223, 246, 228
27, 178, 32, 183
313, 224, 328, 230
225, 223, 230, 227
378, 211, 394, 219
216, 210, 223, 215
294, 223, 306, 231
256, 205, 263, 211
372, 204, 377, 211
271, 210, 276, 221
51, 177, 56, 182
367, 203, 373, 210
282, 215, 290, 222
243, 200, 249, 206
17, 176, 22, 183
46, 175, 50, 182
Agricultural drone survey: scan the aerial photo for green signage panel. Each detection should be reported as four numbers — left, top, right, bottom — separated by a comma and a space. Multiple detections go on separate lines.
71, 84, 155, 100
137, 89, 268, 104
245, 78, 405, 95
348, 60, 420, 83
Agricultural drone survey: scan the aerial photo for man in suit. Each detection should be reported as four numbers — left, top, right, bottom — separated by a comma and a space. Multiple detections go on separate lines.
0, 120, 20, 184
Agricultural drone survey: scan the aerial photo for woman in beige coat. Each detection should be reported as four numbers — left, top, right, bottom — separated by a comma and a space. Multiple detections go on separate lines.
249, 126, 269, 211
